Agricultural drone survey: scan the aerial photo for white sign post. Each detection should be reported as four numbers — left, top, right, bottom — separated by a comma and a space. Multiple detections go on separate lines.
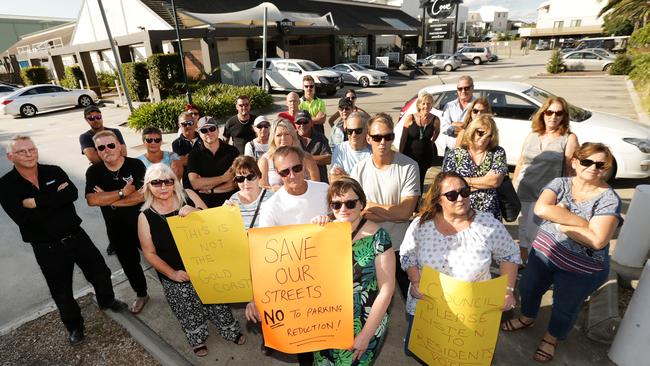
375, 57, 389, 69
357, 55, 371, 66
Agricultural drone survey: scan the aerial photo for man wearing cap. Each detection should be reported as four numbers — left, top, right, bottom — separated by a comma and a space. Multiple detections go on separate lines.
295, 110, 331, 183
299, 75, 327, 135
244, 116, 270, 162
223, 95, 257, 155
172, 111, 203, 188
188, 116, 238, 208
79, 105, 127, 165
329, 97, 354, 151
330, 111, 372, 182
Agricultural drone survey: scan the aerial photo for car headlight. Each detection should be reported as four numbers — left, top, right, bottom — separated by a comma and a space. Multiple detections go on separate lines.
623, 138, 650, 153
318, 76, 329, 83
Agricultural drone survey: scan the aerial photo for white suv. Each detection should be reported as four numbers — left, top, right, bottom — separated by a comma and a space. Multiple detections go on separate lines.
455, 46, 492, 65
251, 58, 343, 96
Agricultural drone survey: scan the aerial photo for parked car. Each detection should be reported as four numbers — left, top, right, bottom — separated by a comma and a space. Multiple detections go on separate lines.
250, 58, 343, 96
416, 53, 462, 71
0, 84, 18, 98
455, 46, 492, 65
0, 84, 98, 117
561, 50, 615, 72
394, 81, 650, 179
580, 48, 616, 59
536, 41, 551, 50
327, 63, 388, 87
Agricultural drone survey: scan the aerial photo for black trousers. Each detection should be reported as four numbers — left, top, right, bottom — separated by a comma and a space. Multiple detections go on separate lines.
32, 228, 115, 333
395, 251, 410, 300
107, 229, 148, 298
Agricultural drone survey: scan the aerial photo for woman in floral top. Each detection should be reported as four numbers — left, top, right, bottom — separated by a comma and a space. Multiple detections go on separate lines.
311, 177, 395, 366
442, 114, 508, 220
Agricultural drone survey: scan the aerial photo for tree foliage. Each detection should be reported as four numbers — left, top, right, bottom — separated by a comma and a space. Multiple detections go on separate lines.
547, 50, 565, 74
21, 66, 49, 85
599, 0, 650, 30
60, 65, 85, 89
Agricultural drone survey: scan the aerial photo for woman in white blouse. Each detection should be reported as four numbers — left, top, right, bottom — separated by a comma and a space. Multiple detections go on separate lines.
400, 171, 521, 354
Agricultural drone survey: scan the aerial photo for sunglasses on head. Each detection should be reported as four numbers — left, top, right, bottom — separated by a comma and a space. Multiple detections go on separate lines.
345, 128, 364, 136
579, 159, 607, 170
145, 137, 162, 143
277, 164, 304, 178
369, 133, 395, 142
330, 199, 360, 210
234, 173, 257, 183
256, 122, 270, 129
180, 120, 194, 127
475, 130, 491, 138
86, 115, 102, 121
544, 109, 564, 117
303, 84, 315, 89
441, 186, 471, 201
199, 125, 217, 134
96, 143, 116, 152
457, 86, 472, 92
150, 178, 175, 187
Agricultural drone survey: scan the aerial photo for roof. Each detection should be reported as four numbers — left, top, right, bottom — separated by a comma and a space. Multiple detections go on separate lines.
0, 14, 74, 22
5, 22, 76, 56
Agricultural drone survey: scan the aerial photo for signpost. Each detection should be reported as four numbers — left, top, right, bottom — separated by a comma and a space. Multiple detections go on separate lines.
426, 22, 453, 41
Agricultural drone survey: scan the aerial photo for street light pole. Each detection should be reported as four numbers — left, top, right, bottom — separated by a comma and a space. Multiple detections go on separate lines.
452, 1, 460, 53
420, 6, 427, 58
170, 0, 192, 104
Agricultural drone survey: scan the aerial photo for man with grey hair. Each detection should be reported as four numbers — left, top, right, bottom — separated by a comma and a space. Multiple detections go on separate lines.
440, 75, 476, 152
0, 135, 128, 345
172, 111, 202, 188
329, 111, 372, 182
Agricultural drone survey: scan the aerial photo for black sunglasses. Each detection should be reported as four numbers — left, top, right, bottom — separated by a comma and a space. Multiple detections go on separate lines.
369, 133, 395, 142
457, 86, 473, 92
199, 125, 217, 134
472, 108, 485, 114
145, 137, 162, 143
345, 128, 364, 136
295, 119, 310, 125
234, 173, 257, 183
96, 143, 116, 152
189, 112, 199, 116
579, 159, 606, 170
256, 122, 270, 129
180, 120, 194, 127
330, 199, 360, 210
475, 130, 491, 138
277, 164, 303, 178
441, 186, 471, 201
544, 109, 564, 117
150, 179, 175, 187
303, 85, 315, 89
86, 115, 102, 121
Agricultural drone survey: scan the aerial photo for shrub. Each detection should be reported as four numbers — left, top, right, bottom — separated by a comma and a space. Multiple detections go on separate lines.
147, 53, 183, 99
630, 52, 650, 84
96, 71, 118, 90
60, 65, 85, 89
630, 24, 650, 49
610, 54, 633, 75
122, 62, 149, 102
21, 66, 49, 85
546, 50, 565, 74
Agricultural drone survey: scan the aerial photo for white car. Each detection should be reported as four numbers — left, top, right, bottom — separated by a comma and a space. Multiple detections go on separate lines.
0, 84, 18, 98
562, 50, 615, 72
416, 54, 462, 72
394, 81, 650, 179
250, 58, 343, 96
328, 63, 388, 87
0, 84, 98, 117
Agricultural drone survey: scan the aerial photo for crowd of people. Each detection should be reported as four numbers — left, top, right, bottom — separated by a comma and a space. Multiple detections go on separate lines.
0, 74, 622, 365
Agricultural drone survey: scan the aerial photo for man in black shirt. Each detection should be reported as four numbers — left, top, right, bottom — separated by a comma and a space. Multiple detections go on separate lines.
0, 135, 127, 345
85, 130, 149, 314
171, 111, 202, 188
188, 116, 238, 207
223, 95, 257, 154
295, 110, 331, 183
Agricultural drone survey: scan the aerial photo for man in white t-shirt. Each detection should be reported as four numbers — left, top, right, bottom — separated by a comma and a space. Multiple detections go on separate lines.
330, 111, 371, 182
351, 113, 420, 299
244, 115, 270, 162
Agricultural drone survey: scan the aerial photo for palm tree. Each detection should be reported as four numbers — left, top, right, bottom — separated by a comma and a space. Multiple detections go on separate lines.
599, 0, 650, 30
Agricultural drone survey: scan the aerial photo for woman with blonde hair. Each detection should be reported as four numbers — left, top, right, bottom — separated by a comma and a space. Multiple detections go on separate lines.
137, 164, 245, 357
454, 97, 492, 147
442, 114, 508, 220
258, 118, 319, 191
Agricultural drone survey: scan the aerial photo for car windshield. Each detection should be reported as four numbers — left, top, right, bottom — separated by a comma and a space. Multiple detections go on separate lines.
590, 49, 612, 58
297, 61, 322, 71
349, 64, 367, 71
523, 87, 592, 122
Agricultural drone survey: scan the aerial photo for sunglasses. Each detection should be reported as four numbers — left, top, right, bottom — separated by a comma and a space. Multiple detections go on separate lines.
145, 137, 162, 143
441, 186, 471, 201
579, 158, 607, 170
330, 199, 360, 210
277, 164, 304, 178
150, 179, 175, 187
96, 143, 116, 152
475, 130, 491, 138
199, 125, 217, 134
544, 109, 564, 117
180, 120, 194, 127
345, 128, 364, 136
339, 107, 352, 112
237, 103, 250, 108
234, 173, 257, 183
295, 119, 310, 126
303, 85, 315, 89
369, 133, 395, 142
457, 86, 473, 92
86, 115, 103, 121
189, 112, 199, 116
347, 96, 357, 101
256, 122, 270, 129
472, 108, 485, 114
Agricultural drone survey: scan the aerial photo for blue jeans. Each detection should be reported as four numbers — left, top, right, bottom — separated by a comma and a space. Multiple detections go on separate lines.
519, 249, 608, 340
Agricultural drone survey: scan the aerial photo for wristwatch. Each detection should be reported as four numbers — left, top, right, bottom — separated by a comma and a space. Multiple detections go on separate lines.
118, 189, 125, 199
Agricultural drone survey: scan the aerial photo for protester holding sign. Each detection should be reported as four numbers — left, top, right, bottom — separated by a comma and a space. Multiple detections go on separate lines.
224, 156, 273, 230
137, 164, 245, 358
400, 171, 520, 355
310, 177, 395, 365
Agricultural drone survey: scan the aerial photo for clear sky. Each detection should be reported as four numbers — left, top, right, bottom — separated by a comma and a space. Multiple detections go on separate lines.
0, 0, 541, 22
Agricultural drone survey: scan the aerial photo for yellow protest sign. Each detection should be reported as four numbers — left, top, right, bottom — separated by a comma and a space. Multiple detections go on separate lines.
167, 205, 252, 304
248, 222, 354, 354
408, 266, 506, 366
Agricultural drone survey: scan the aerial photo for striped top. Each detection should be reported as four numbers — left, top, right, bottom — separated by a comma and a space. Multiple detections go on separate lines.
532, 177, 623, 274
229, 189, 273, 229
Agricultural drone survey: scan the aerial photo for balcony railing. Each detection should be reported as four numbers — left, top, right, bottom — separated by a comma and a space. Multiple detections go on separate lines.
519, 25, 602, 37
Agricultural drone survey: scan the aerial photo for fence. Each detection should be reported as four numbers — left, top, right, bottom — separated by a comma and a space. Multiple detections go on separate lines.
219, 61, 255, 86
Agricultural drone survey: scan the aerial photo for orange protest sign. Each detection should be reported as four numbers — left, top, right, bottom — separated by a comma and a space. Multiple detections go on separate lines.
248, 222, 354, 353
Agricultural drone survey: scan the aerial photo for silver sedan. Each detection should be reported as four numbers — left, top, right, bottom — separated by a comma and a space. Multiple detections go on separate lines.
417, 53, 462, 71
328, 63, 388, 87
562, 50, 615, 72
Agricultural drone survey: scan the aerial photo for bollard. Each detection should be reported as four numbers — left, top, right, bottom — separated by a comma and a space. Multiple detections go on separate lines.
612, 185, 650, 268
609, 259, 650, 365
79, 79, 84, 90
114, 79, 124, 107
146, 78, 154, 102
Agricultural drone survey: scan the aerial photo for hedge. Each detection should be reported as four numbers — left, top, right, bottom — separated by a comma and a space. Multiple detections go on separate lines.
610, 54, 633, 75
147, 53, 183, 99
96, 71, 118, 90
61, 65, 85, 89
21, 66, 49, 85
121, 62, 149, 102
128, 84, 273, 132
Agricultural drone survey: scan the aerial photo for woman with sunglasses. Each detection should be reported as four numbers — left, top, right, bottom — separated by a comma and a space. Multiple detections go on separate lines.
400, 171, 520, 356
454, 97, 493, 147
514, 97, 579, 262
225, 156, 272, 229
504, 143, 622, 363
442, 115, 507, 220
137, 127, 183, 179
137, 164, 245, 358
399, 92, 440, 189
310, 177, 395, 365
258, 118, 319, 191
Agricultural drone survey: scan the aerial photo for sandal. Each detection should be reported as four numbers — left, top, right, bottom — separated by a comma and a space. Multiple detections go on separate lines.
501, 317, 535, 332
533, 338, 557, 363
193, 344, 208, 357
130, 295, 149, 314
233, 333, 246, 345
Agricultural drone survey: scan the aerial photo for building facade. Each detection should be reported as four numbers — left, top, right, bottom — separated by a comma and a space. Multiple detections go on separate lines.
518, 0, 605, 44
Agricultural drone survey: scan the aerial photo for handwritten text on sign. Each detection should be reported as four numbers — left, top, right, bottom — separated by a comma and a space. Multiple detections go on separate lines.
167, 206, 252, 304
408, 266, 506, 366
248, 222, 353, 353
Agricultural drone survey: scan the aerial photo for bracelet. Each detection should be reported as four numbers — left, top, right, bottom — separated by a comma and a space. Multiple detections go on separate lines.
506, 286, 515, 293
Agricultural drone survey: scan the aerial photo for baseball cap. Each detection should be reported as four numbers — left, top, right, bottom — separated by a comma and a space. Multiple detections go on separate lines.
197, 116, 218, 129
338, 97, 353, 109
84, 105, 101, 117
254, 115, 270, 127
295, 110, 312, 123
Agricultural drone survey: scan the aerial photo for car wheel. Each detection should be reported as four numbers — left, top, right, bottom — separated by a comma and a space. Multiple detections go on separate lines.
20, 104, 37, 117
560, 65, 567, 72
78, 95, 93, 107
359, 77, 369, 88
473, 57, 482, 65
444, 64, 453, 72
259, 79, 272, 94
603, 64, 613, 72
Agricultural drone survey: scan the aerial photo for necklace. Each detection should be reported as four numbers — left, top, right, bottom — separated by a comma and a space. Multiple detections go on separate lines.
109, 167, 121, 181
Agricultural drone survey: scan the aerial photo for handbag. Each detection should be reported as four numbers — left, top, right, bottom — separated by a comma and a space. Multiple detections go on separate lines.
498, 175, 521, 222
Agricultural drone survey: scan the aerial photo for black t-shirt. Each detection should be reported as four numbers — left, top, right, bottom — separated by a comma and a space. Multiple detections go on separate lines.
85, 157, 145, 236
143, 207, 187, 281
300, 131, 332, 184
223, 114, 257, 155
172, 134, 203, 189
187, 141, 239, 208
79, 127, 126, 154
